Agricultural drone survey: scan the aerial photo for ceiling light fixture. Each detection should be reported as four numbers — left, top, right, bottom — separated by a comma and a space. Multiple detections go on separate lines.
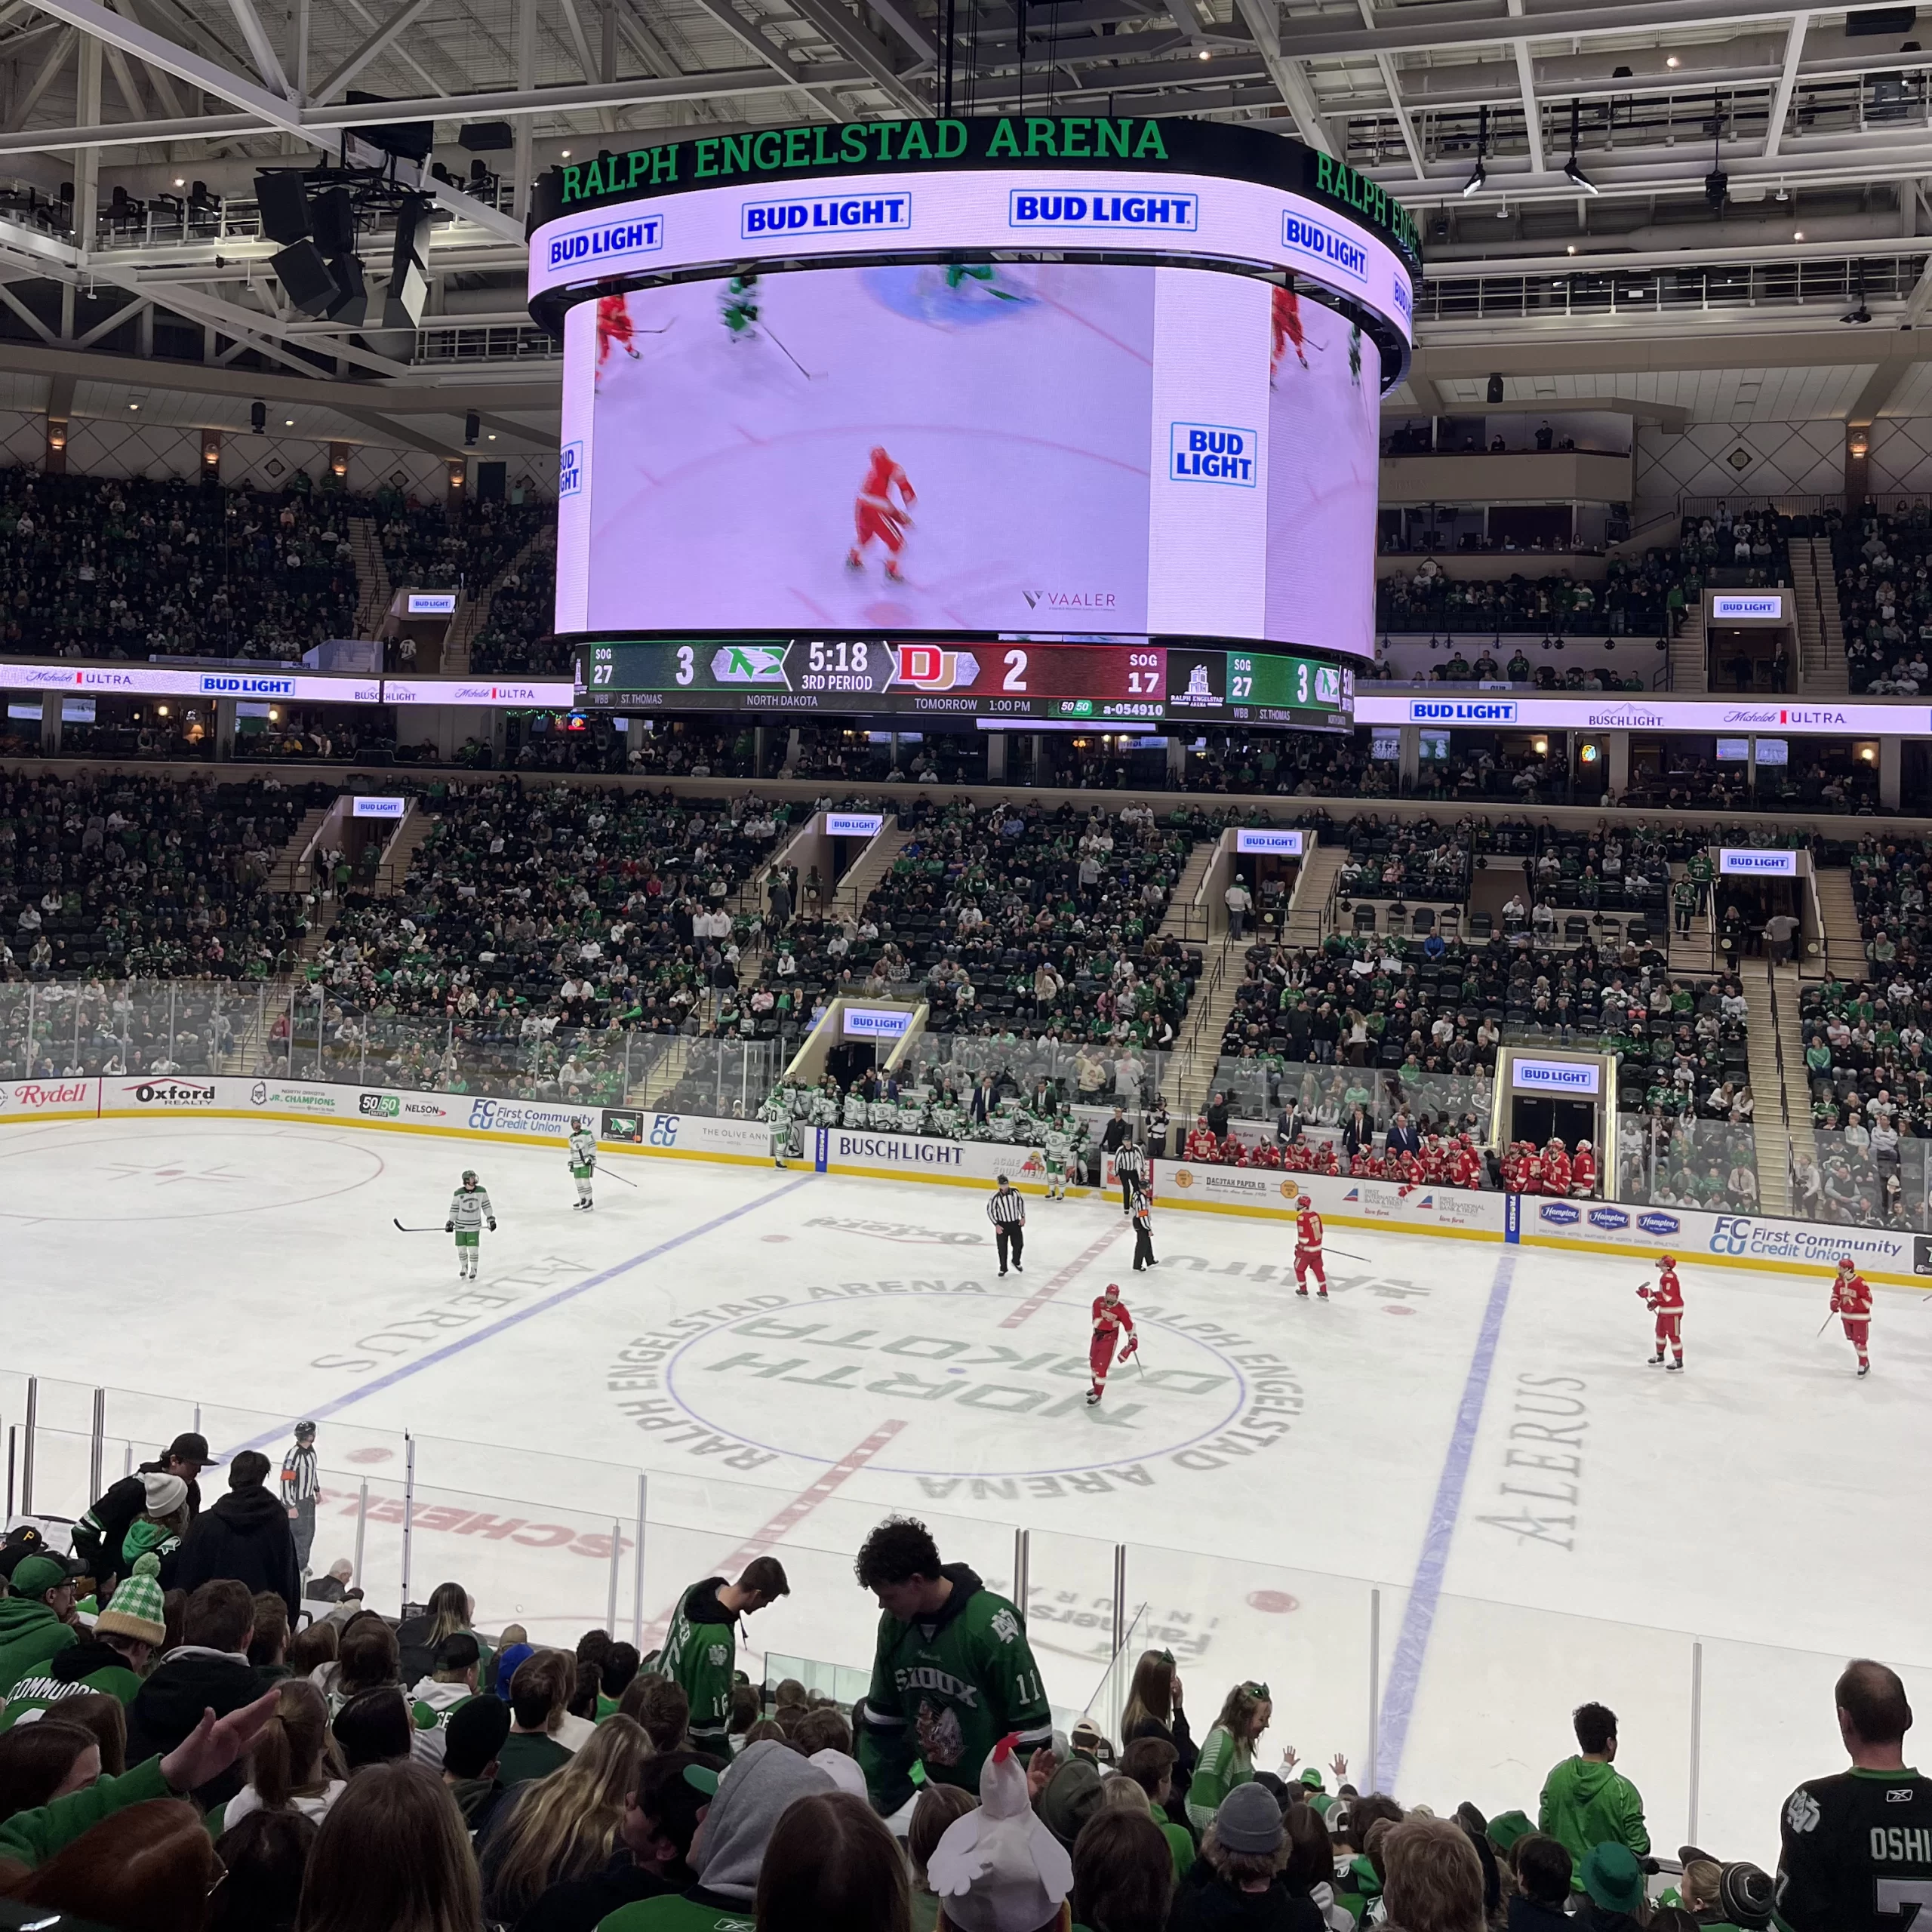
285, 418, 295, 426
1463, 157, 1487, 196
1198, 48, 1211, 58
560, 148, 571, 157
1794, 229, 1804, 240
1567, 244, 1577, 254
1564, 155, 1599, 194
128, 401, 140, 411
1666, 53, 1680, 66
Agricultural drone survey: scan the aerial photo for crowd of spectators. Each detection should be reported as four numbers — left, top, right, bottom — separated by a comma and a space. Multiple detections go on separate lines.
468, 540, 565, 678
0, 469, 358, 661
1830, 504, 1932, 695
287, 780, 790, 1100
0, 1489, 1910, 1932
0, 771, 315, 987
1374, 552, 1687, 639
374, 491, 546, 596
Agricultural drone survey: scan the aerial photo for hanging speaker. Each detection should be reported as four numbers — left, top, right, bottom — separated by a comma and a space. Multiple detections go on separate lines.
324, 254, 367, 325
272, 240, 340, 318
254, 171, 312, 245
309, 184, 356, 259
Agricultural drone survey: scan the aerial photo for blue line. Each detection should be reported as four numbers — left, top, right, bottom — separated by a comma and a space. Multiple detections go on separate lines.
1374, 1249, 1517, 1792
222, 1171, 819, 1457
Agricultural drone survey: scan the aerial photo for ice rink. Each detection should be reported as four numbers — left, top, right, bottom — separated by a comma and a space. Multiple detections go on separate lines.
4, 1113, 1930, 1862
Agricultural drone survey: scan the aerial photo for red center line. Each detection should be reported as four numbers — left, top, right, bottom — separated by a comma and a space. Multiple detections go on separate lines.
998, 1220, 1126, 1328
641, 1420, 908, 1644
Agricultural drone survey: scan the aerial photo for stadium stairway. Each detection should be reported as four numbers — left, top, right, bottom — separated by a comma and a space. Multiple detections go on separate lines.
349, 517, 393, 639
1665, 864, 1715, 970
1157, 840, 1219, 940
1741, 964, 1796, 1215
1669, 608, 1709, 693
372, 809, 436, 895
441, 525, 555, 678
1812, 867, 1867, 979
1767, 959, 1817, 1202
1281, 841, 1348, 948
264, 805, 332, 894
1792, 538, 1849, 694
829, 820, 912, 920
1163, 937, 1242, 1126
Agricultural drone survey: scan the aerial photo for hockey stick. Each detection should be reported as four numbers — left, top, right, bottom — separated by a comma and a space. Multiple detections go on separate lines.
592, 1164, 639, 1189
760, 322, 820, 380
393, 1220, 445, 1233
1817, 1310, 1839, 1337
1324, 1246, 1373, 1265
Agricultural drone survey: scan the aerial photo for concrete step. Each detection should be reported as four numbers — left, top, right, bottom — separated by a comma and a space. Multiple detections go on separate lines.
1812, 868, 1867, 979
1283, 844, 1349, 946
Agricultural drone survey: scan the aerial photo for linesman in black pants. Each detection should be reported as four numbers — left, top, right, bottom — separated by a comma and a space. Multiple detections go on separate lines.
988, 1172, 1026, 1275
1131, 1186, 1157, 1271
1115, 1137, 1148, 1215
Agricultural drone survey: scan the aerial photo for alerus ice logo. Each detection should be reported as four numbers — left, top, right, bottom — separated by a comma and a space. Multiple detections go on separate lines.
1169, 423, 1257, 486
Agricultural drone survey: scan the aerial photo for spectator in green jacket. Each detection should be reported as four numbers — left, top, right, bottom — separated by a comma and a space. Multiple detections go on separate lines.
1538, 1701, 1651, 1869
0, 1557, 85, 1699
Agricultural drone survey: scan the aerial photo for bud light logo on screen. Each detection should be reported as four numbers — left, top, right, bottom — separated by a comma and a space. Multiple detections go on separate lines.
1008, 189, 1198, 230
1170, 423, 1257, 487
1281, 212, 1368, 281
559, 442, 583, 499
1392, 275, 1413, 322
741, 194, 910, 237
547, 214, 663, 269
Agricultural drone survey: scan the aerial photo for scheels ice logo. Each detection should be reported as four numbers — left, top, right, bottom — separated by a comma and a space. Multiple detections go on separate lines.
1170, 423, 1257, 486
547, 214, 663, 269
741, 193, 909, 237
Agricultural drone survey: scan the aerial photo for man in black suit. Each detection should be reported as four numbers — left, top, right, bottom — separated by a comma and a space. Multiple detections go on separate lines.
1386, 1107, 1423, 1161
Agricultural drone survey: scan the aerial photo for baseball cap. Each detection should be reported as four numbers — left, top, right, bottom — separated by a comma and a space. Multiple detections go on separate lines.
11, 1552, 85, 1598
0, 1525, 49, 1581
165, 1432, 218, 1466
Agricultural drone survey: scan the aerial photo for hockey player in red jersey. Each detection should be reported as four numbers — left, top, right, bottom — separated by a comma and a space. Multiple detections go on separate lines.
1641, 1254, 1685, 1370
1185, 1116, 1218, 1162
1450, 1134, 1484, 1192
1571, 1139, 1597, 1197
1088, 1283, 1137, 1406
1541, 1139, 1572, 1196
1271, 287, 1309, 377
595, 294, 640, 381
1294, 1201, 1327, 1300
846, 445, 917, 583
1830, 1257, 1873, 1377
1517, 1143, 1545, 1195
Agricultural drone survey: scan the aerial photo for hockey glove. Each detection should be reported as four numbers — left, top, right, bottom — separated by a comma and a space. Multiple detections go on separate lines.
488, 1219, 497, 1232
445, 1220, 454, 1232
1119, 1334, 1139, 1360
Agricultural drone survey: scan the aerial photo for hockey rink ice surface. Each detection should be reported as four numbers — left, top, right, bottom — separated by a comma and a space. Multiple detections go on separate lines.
5, 1115, 1931, 1862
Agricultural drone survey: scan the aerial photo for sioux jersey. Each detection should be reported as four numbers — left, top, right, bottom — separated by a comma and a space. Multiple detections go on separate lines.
449, 1185, 493, 1232
1775, 1765, 1932, 1931
568, 1129, 597, 1172
859, 1563, 1051, 1806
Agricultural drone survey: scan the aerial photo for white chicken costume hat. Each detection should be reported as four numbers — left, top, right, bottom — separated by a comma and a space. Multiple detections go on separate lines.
927, 1732, 1074, 1932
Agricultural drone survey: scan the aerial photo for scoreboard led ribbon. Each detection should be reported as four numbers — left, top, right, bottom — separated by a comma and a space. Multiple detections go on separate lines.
526, 115, 1419, 385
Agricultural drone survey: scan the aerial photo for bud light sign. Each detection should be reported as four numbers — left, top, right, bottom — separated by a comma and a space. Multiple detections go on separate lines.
1511, 1058, 1601, 1096
1170, 423, 1257, 486
1718, 848, 1797, 876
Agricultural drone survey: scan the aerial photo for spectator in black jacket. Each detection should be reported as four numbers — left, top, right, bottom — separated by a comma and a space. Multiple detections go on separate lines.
73, 1432, 214, 1590
1386, 1109, 1423, 1161
123, 1578, 267, 1805
174, 1451, 300, 1625
1506, 1833, 1573, 1930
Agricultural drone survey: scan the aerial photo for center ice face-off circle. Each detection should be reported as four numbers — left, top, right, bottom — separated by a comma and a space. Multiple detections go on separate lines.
662, 1290, 1249, 1478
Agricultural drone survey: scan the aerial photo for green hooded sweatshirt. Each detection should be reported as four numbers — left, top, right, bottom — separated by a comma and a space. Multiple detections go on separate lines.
0, 1597, 78, 1700
1538, 1754, 1651, 1866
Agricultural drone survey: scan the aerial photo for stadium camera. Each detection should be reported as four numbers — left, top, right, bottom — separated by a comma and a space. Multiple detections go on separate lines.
1704, 168, 1728, 211
250, 401, 266, 434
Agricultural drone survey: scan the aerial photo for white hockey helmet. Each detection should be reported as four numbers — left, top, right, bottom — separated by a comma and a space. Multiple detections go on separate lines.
462, 1169, 478, 1185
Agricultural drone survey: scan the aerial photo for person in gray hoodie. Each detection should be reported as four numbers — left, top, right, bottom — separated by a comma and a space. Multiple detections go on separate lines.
613, 1737, 835, 1930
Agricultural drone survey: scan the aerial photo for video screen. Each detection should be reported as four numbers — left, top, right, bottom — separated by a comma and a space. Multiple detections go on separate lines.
556, 261, 1379, 658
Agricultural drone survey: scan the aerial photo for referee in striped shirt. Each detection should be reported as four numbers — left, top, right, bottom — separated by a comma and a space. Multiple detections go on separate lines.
988, 1174, 1026, 1276
1115, 1138, 1148, 1215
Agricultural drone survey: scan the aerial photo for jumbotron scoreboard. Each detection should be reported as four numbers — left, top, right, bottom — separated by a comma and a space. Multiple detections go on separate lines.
574, 637, 1353, 731
533, 114, 1415, 729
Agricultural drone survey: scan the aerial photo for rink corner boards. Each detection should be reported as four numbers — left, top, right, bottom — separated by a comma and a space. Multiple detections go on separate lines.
7, 1077, 1928, 1291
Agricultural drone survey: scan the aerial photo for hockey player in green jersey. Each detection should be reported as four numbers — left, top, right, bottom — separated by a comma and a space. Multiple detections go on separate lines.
854, 1515, 1052, 1813
445, 1171, 495, 1279
567, 1118, 597, 1211
660, 1557, 790, 1755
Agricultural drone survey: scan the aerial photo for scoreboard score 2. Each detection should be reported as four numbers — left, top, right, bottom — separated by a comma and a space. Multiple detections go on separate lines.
575, 636, 1352, 731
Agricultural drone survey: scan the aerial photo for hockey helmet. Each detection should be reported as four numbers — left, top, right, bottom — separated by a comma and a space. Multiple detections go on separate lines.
1102, 1281, 1122, 1299
570, 1115, 584, 1129
1577, 1139, 1592, 1151
1659, 1254, 1675, 1267
1839, 1255, 1857, 1270
462, 1169, 478, 1185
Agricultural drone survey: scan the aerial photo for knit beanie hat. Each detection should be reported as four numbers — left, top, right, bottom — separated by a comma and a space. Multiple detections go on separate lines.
142, 1469, 188, 1516
1214, 1782, 1286, 1855
96, 1553, 168, 1647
